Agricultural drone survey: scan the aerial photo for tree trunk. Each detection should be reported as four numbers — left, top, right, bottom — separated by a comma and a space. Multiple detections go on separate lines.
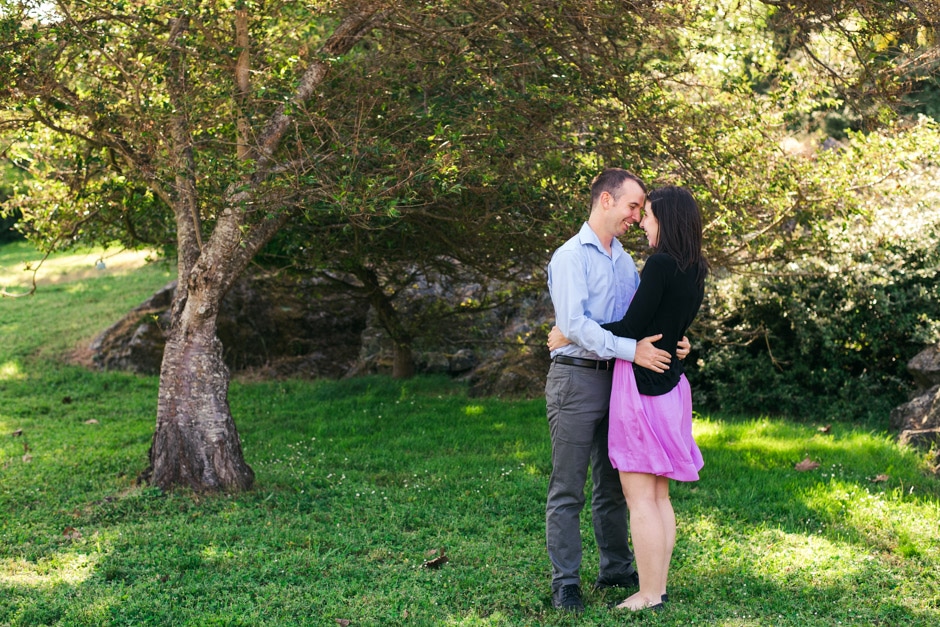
392, 343, 415, 379
353, 264, 416, 379
144, 288, 254, 492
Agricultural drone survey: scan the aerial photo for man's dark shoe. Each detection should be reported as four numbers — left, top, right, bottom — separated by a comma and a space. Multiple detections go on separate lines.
592, 571, 639, 592
552, 584, 585, 613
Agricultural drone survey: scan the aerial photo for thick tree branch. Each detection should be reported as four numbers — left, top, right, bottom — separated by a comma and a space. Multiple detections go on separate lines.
166, 15, 203, 283
249, 5, 389, 173
235, 4, 251, 160
202, 5, 390, 294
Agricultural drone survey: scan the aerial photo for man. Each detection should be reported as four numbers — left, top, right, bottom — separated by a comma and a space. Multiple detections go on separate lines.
545, 168, 679, 613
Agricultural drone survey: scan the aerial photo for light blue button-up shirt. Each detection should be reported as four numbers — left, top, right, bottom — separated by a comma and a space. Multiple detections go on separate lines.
547, 222, 640, 362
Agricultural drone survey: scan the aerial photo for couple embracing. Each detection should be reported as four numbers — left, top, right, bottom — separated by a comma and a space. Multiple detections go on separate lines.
545, 168, 708, 613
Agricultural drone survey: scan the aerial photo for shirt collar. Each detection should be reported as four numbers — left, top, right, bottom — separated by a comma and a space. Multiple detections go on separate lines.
577, 222, 624, 260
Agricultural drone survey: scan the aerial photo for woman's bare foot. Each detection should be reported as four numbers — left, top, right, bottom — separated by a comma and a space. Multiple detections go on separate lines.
614, 592, 663, 611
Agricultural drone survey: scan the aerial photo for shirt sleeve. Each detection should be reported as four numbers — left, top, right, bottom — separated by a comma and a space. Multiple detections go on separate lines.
602, 255, 667, 340
549, 249, 637, 362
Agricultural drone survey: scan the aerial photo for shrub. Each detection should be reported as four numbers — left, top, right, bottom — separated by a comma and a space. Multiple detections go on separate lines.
689, 209, 940, 423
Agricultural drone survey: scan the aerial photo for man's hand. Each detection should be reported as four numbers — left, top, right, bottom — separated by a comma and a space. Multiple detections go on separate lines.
634, 334, 671, 373
547, 325, 571, 352
677, 336, 691, 360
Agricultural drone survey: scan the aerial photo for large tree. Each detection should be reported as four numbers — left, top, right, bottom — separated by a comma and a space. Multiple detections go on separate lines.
2, 0, 394, 491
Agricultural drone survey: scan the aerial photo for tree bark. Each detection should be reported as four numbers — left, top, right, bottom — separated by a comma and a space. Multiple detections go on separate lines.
144, 201, 263, 490
392, 343, 415, 379
147, 307, 254, 491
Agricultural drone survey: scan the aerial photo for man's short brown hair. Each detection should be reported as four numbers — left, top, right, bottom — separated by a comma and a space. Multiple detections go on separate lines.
590, 168, 648, 208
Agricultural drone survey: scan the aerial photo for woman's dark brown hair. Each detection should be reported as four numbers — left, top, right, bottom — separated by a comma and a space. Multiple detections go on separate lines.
647, 186, 709, 289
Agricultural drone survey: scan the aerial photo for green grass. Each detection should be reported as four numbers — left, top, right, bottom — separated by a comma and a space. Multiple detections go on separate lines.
1, 242, 939, 626
0, 240, 174, 363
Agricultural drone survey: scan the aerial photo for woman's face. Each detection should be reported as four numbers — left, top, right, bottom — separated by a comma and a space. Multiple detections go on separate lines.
640, 202, 659, 247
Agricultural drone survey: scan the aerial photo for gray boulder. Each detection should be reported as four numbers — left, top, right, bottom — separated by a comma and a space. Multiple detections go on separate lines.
893, 344, 940, 474
907, 343, 940, 390
86, 273, 368, 379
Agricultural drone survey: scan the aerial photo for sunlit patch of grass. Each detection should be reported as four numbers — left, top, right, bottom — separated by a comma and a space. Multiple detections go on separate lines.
748, 527, 873, 585
0, 243, 158, 288
0, 244, 174, 363
0, 553, 99, 588
802, 479, 940, 559
0, 360, 25, 381
442, 610, 513, 625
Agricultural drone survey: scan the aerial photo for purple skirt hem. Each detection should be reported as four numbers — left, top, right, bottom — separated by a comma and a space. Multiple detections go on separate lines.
608, 359, 703, 482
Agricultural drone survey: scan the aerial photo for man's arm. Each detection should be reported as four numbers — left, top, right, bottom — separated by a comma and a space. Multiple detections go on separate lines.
549, 249, 672, 369
549, 249, 637, 361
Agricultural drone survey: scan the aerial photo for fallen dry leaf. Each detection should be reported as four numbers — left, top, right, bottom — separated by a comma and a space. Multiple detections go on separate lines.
795, 457, 820, 472
422, 548, 449, 569
84, 419, 99, 425
11, 429, 23, 437
870, 474, 889, 483
22, 453, 32, 463
63, 526, 82, 540
335, 620, 351, 627
817, 425, 831, 434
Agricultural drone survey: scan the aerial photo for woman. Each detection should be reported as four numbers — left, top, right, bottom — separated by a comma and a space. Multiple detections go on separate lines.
548, 185, 708, 612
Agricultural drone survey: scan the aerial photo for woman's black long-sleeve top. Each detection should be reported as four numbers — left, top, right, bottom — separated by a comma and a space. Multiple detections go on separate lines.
601, 253, 705, 396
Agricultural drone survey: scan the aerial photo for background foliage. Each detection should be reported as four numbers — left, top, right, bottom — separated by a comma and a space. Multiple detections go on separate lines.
688, 129, 940, 421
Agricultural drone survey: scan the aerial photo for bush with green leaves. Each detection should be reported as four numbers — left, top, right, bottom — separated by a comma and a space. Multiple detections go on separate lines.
689, 168, 940, 423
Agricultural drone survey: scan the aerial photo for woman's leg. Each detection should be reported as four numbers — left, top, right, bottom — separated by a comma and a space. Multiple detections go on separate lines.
615, 471, 665, 610
655, 476, 675, 599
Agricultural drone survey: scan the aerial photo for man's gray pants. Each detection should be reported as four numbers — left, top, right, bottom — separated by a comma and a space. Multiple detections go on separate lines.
545, 361, 635, 593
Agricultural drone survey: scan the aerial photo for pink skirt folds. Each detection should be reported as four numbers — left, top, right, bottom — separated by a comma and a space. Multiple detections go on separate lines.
608, 359, 703, 482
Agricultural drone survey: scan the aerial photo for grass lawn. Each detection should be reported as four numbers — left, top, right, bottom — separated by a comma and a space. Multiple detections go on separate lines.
1, 242, 939, 626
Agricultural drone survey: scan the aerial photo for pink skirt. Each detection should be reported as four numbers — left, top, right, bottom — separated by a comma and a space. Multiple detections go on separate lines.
608, 359, 703, 482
